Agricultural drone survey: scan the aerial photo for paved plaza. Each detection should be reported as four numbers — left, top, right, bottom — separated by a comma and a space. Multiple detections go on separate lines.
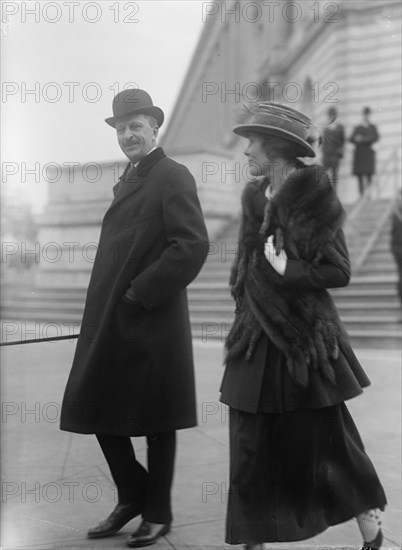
1, 329, 401, 550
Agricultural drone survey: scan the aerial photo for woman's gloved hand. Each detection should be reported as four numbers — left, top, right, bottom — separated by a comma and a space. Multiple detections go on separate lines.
264, 235, 288, 276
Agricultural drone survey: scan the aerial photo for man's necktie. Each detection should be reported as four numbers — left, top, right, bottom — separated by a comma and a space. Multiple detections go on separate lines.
124, 164, 137, 182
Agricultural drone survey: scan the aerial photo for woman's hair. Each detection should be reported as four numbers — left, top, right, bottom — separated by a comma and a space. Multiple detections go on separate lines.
260, 133, 321, 161
261, 136, 302, 162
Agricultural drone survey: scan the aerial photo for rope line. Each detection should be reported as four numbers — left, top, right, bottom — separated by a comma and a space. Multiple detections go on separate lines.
0, 334, 80, 347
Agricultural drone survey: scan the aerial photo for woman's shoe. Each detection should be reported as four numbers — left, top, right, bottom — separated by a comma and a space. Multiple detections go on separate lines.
360, 527, 383, 550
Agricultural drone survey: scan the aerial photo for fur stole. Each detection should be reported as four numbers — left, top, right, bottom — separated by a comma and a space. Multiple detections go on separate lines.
225, 163, 349, 387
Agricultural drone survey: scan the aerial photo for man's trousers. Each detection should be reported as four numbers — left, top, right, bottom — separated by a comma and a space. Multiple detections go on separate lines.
96, 431, 176, 524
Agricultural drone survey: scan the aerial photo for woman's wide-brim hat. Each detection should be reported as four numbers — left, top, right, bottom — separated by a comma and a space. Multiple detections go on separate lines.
233, 101, 315, 157
105, 89, 164, 128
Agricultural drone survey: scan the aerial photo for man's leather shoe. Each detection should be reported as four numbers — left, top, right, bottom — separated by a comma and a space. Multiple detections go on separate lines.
126, 520, 171, 547
87, 501, 143, 538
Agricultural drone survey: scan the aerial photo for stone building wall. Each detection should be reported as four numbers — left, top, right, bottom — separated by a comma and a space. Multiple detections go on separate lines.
35, 0, 401, 290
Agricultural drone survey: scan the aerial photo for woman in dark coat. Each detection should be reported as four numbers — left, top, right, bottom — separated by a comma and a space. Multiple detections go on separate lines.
220, 102, 386, 550
350, 106, 379, 198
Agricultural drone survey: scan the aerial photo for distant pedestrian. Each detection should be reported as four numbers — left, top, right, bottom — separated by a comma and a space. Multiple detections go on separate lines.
350, 106, 379, 198
390, 189, 402, 308
221, 101, 387, 550
322, 106, 345, 190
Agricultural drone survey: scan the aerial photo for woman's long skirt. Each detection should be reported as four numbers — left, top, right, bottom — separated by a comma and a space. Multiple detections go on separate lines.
226, 403, 387, 544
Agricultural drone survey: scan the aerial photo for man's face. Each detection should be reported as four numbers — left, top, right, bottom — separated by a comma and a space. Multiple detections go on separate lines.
115, 113, 158, 163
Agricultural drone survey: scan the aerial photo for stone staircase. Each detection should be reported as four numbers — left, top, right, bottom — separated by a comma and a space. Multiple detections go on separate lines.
1, 199, 401, 348
332, 201, 400, 348
189, 199, 401, 348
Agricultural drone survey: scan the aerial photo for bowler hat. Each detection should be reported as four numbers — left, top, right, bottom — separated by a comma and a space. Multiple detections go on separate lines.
233, 101, 315, 157
105, 89, 164, 128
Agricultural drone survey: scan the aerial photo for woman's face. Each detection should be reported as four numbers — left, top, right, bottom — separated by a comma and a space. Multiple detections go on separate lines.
244, 133, 271, 177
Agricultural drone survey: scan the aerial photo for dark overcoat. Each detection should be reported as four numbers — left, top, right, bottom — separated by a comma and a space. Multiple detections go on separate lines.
350, 123, 379, 175
322, 123, 345, 168
60, 148, 208, 436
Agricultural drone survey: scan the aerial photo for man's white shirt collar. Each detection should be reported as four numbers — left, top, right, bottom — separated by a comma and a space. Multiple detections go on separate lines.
132, 146, 157, 168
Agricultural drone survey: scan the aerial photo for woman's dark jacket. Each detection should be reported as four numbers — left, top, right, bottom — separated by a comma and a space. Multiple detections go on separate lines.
220, 165, 370, 413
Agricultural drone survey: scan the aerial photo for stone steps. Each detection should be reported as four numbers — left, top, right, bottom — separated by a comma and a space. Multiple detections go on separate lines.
1, 294, 399, 317
1, 199, 400, 348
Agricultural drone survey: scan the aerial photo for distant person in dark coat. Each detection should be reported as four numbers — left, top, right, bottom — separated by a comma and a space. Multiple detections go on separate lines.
322, 106, 345, 191
390, 189, 402, 308
221, 101, 386, 550
350, 106, 379, 198
60, 89, 208, 547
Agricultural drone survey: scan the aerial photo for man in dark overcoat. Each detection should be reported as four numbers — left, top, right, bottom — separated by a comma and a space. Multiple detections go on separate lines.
60, 89, 208, 547
322, 106, 345, 192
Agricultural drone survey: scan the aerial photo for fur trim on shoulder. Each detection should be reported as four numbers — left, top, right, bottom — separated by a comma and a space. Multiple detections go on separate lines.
260, 165, 345, 264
